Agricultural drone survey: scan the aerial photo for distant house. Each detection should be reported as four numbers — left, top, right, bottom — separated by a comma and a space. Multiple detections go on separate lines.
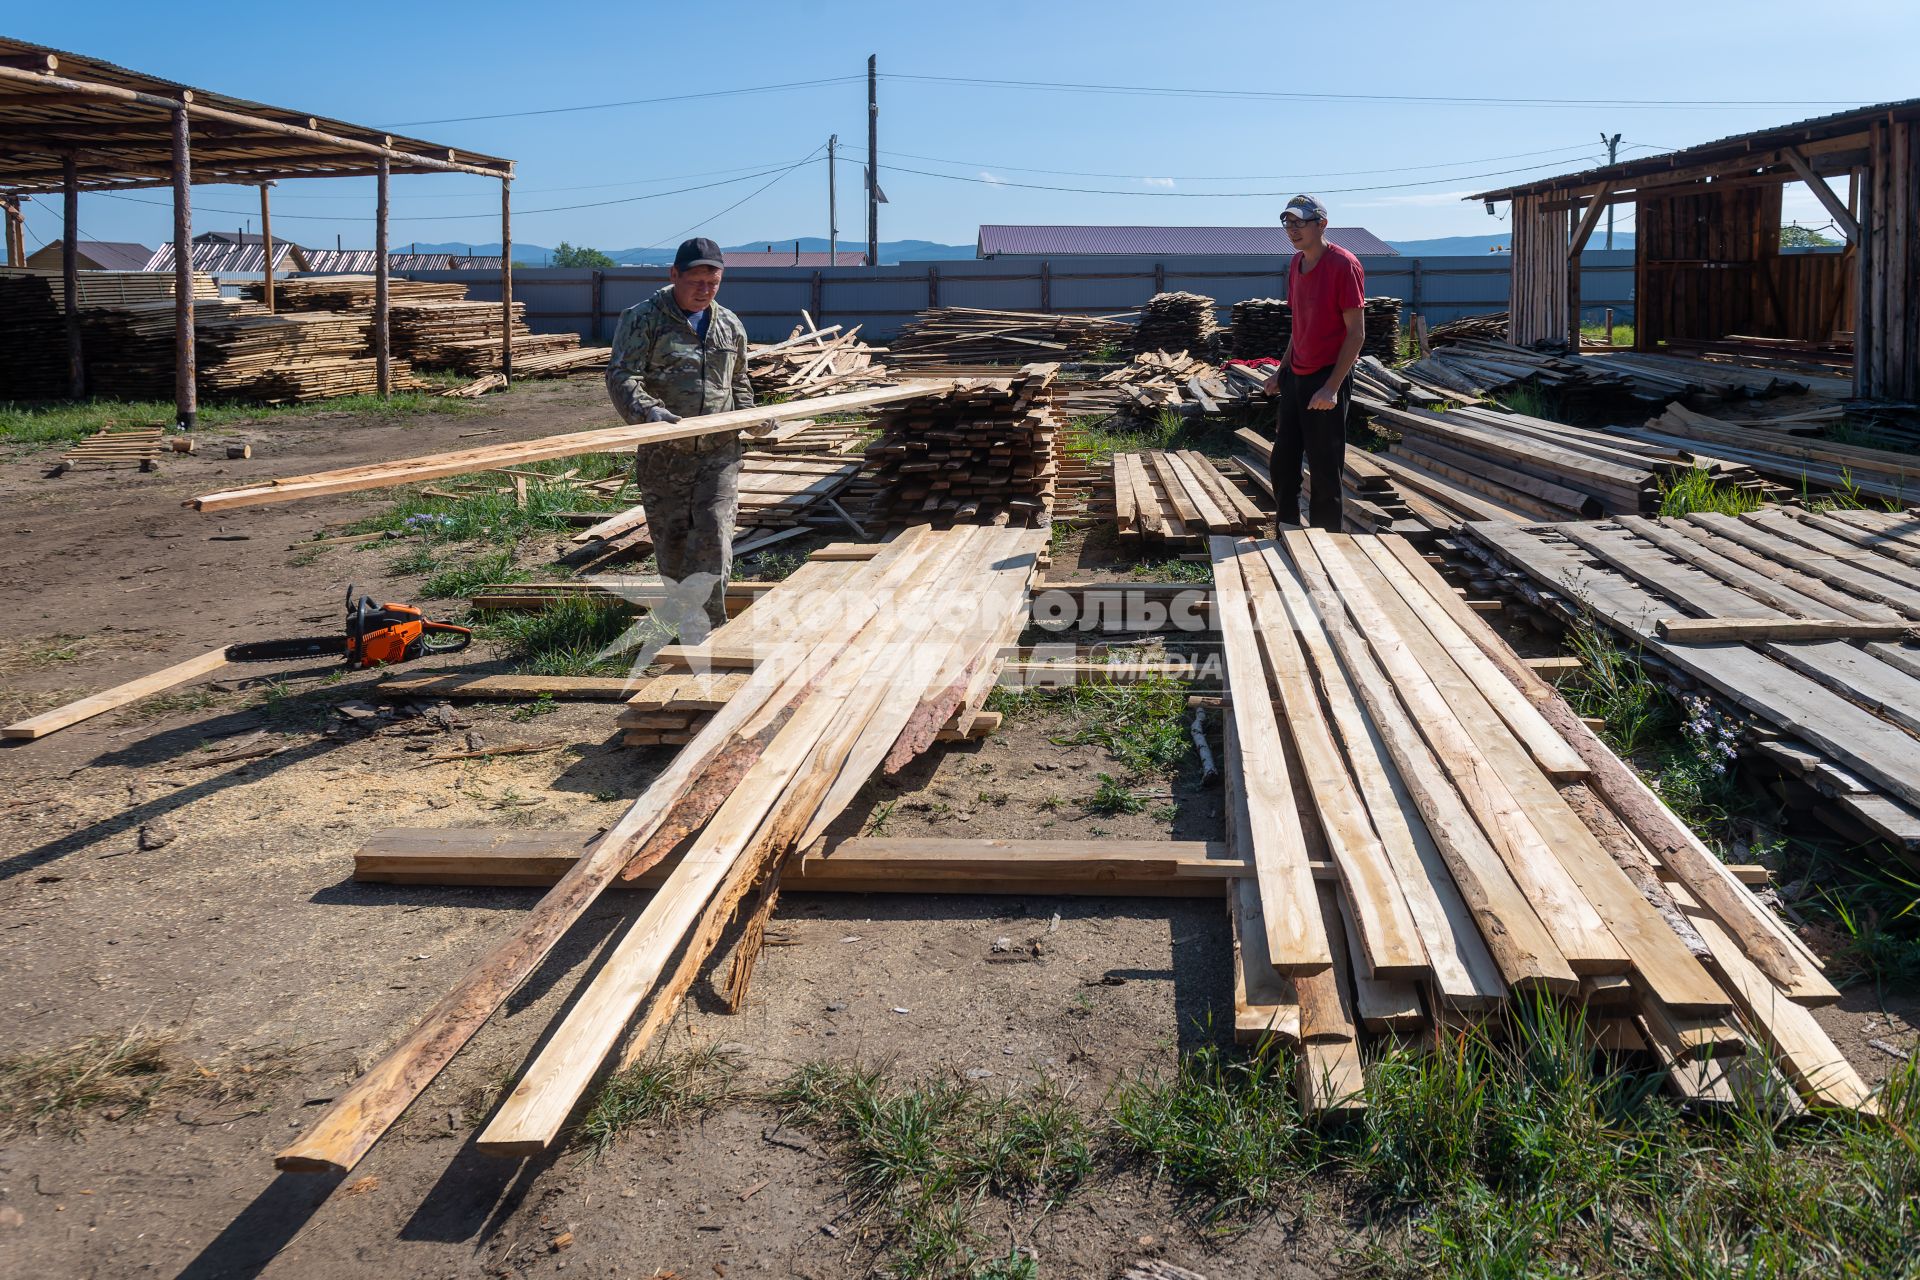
724, 245, 869, 268
145, 231, 311, 274
976, 225, 1398, 258
24, 240, 154, 272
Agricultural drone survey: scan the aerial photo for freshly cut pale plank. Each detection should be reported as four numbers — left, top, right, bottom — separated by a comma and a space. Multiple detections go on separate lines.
1337, 892, 1425, 1032
1659, 617, 1909, 643
378, 673, 643, 701
3, 648, 230, 740
1223, 720, 1302, 1045
1298, 883, 1367, 1116
1379, 533, 1832, 1003
190, 381, 953, 511
1282, 531, 1575, 995
1258, 542, 1505, 1010
1233, 542, 1426, 979
1209, 535, 1332, 975
1351, 536, 1587, 781
1309, 531, 1627, 975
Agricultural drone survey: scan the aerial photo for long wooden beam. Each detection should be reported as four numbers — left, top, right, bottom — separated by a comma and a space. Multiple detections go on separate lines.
187, 381, 954, 512
1782, 147, 1860, 242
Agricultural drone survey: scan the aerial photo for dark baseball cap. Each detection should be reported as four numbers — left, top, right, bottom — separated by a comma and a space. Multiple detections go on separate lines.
674, 237, 725, 271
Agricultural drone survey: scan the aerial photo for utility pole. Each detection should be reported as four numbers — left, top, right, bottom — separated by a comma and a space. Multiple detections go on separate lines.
828, 134, 838, 267
1600, 132, 1622, 249
866, 55, 878, 267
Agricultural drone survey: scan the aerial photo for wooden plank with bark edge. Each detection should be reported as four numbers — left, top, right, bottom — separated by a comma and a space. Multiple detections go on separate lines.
1669, 882, 1876, 1112
1222, 712, 1303, 1044
1281, 531, 1576, 995
190, 381, 953, 511
1308, 531, 1627, 975
1146, 451, 1204, 528
1380, 535, 1833, 1003
1342, 546, 1729, 1015
1350, 538, 1587, 782
1298, 882, 1368, 1116
1257, 541, 1506, 1010
1658, 517, 1908, 623
1684, 514, 1920, 620
1554, 521, 1784, 623
476, 530, 1010, 1154
1337, 890, 1426, 1033
271, 527, 938, 1176
1208, 535, 1333, 975
3, 647, 230, 740
1658, 617, 1911, 643
1616, 515, 1896, 624
1232, 541, 1427, 980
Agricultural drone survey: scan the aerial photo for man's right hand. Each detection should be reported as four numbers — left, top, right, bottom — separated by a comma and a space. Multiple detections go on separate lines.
644, 406, 681, 424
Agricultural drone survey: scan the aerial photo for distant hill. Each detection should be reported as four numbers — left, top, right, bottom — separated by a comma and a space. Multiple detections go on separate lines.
403, 238, 977, 266
1386, 233, 1634, 255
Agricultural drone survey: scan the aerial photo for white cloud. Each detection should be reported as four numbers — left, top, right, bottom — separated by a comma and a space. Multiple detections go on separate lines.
1142, 176, 1176, 189
978, 170, 1007, 186
1345, 189, 1480, 209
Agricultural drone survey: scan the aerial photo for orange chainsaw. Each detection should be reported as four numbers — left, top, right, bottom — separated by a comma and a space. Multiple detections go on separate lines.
226, 586, 473, 668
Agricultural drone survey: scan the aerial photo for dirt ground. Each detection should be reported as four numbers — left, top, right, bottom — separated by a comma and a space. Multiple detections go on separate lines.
0, 381, 1912, 1279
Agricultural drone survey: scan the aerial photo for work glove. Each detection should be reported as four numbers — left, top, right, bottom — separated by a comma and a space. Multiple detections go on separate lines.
644, 405, 681, 424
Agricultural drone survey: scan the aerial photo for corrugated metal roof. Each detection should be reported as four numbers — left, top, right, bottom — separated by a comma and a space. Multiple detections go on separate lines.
1471, 96, 1920, 200
23, 240, 152, 271
723, 250, 869, 267
301, 250, 459, 273
977, 225, 1398, 258
144, 242, 311, 273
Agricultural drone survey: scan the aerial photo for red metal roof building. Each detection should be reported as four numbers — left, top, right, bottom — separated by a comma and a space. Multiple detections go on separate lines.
977, 224, 1397, 258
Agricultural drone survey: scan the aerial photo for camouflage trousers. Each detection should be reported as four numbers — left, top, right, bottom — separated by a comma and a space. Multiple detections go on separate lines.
635, 435, 744, 645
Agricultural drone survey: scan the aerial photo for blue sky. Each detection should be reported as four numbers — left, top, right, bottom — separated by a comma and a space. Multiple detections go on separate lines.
10, 1, 1916, 255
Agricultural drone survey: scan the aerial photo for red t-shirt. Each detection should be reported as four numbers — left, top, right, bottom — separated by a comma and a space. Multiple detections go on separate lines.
1287, 243, 1365, 373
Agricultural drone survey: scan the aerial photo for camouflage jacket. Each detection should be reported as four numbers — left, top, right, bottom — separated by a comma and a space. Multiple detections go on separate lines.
605, 286, 754, 424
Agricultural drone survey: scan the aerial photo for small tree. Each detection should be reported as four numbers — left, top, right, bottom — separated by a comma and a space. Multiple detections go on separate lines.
550, 241, 616, 268
1780, 224, 1839, 248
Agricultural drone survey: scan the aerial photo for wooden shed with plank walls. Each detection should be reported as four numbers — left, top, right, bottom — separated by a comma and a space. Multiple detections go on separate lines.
1474, 98, 1920, 402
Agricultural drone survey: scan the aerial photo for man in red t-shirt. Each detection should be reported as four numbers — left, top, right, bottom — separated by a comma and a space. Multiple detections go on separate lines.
1263, 194, 1366, 531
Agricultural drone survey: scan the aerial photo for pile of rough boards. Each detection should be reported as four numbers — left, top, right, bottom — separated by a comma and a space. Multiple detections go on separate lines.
277, 525, 1047, 1173
1134, 292, 1220, 355
1461, 507, 1920, 851
1212, 531, 1862, 1111
1228, 296, 1404, 363
747, 316, 888, 397
864, 363, 1063, 527
886, 306, 1133, 367
1111, 448, 1266, 542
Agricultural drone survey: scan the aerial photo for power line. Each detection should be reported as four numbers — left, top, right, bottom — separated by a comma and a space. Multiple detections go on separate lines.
880, 72, 1866, 111
249, 159, 831, 201
385, 76, 866, 127
859, 139, 1610, 182
647, 144, 827, 250
838, 150, 1613, 199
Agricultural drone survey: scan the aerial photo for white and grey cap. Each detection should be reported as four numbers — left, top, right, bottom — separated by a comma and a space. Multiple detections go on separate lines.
1281, 194, 1328, 222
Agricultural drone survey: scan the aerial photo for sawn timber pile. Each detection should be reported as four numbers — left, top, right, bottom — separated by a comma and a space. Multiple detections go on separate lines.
1211, 531, 1858, 1110
747, 317, 888, 397
886, 306, 1132, 367
1134, 291, 1219, 356
1227, 295, 1403, 362
1461, 507, 1920, 851
1109, 448, 1266, 542
863, 362, 1062, 527
276, 524, 1048, 1173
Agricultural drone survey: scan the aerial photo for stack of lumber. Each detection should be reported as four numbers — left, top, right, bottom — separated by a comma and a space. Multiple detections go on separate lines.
1231, 427, 1426, 538
0, 268, 218, 398
1615, 402, 1920, 504
863, 363, 1062, 527
1111, 449, 1266, 542
1411, 333, 1823, 407
1428, 312, 1509, 345
1227, 296, 1403, 362
57, 426, 167, 468
886, 307, 1133, 367
431, 331, 584, 375
387, 300, 537, 369
1067, 349, 1224, 418
748, 317, 888, 397
242, 276, 466, 309
616, 537, 1023, 745
1354, 396, 1766, 528
755, 416, 872, 455
198, 307, 424, 402
1582, 350, 1840, 402
1210, 531, 1861, 1114
438, 344, 613, 398
1460, 507, 1920, 852
1133, 292, 1219, 355
276, 525, 1048, 1175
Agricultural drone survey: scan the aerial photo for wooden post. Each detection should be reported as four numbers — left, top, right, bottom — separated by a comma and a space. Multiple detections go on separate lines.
589, 268, 603, 343
2, 197, 22, 266
258, 181, 275, 313
809, 269, 822, 321
827, 133, 838, 266
1039, 259, 1051, 312
865, 55, 878, 268
928, 263, 938, 308
170, 104, 196, 430
62, 152, 82, 399
501, 176, 513, 381
374, 155, 390, 397
1605, 307, 1614, 346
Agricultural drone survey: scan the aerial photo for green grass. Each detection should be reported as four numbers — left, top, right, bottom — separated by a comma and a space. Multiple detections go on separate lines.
1086, 771, 1148, 815
1579, 322, 1636, 348
0, 1028, 179, 1136
988, 675, 1193, 777
1492, 384, 1558, 420
572, 1045, 742, 1157
354, 462, 631, 550
480, 594, 642, 676
1125, 557, 1213, 584
0, 390, 476, 447
1657, 468, 1765, 518
419, 550, 532, 600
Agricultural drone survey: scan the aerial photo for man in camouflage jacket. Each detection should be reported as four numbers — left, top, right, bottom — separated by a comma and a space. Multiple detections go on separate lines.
605, 236, 754, 641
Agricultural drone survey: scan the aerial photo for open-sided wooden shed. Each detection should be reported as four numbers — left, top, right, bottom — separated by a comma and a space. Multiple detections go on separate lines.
0, 38, 515, 425
1472, 98, 1920, 402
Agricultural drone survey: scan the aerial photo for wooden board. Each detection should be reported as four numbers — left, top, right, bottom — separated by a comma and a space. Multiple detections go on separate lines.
3, 647, 230, 740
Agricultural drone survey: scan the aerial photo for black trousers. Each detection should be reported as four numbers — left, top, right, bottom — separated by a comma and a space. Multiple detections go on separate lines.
1270, 363, 1351, 532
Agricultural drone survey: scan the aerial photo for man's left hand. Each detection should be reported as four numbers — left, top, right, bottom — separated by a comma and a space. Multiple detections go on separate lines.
1308, 386, 1340, 411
